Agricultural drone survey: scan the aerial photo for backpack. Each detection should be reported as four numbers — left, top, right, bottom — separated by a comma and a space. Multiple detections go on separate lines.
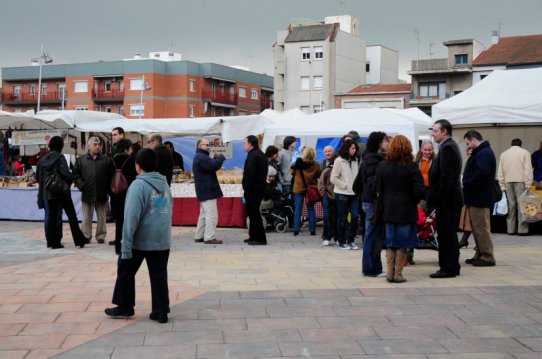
111, 157, 129, 194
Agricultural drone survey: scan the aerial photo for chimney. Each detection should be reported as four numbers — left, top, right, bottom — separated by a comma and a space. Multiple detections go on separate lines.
491, 30, 500, 45
134, 53, 142, 60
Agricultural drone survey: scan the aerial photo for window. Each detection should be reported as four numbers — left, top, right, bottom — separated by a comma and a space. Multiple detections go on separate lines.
130, 104, 144, 116
251, 89, 258, 100
129, 78, 144, 90
455, 54, 468, 65
366, 62, 371, 73
300, 76, 310, 91
74, 106, 89, 111
189, 79, 196, 92
419, 82, 446, 99
41, 84, 47, 95
29, 84, 36, 95
313, 105, 323, 113
120, 106, 125, 116
301, 47, 310, 61
313, 76, 323, 89
239, 110, 247, 116
239, 87, 247, 98
480, 74, 488, 80
74, 81, 88, 93
314, 46, 323, 60
104, 106, 112, 113
104, 82, 111, 92
189, 105, 195, 117
58, 84, 66, 99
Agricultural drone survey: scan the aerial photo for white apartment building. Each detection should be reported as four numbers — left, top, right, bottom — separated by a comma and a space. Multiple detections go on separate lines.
273, 15, 366, 113
366, 45, 399, 85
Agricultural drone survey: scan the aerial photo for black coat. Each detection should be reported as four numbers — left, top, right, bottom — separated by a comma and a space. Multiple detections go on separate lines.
462, 141, 497, 208
375, 161, 425, 223
73, 152, 111, 203
109, 153, 137, 219
172, 151, 184, 171
36, 151, 73, 207
427, 137, 463, 211
154, 144, 174, 185
242, 147, 267, 196
192, 148, 225, 201
353, 151, 385, 202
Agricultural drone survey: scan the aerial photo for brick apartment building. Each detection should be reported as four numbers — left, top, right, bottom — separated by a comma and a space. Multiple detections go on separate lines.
0, 55, 274, 118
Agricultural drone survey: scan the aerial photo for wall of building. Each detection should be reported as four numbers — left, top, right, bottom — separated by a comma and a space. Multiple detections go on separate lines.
334, 31, 365, 96
365, 46, 381, 84
379, 47, 399, 84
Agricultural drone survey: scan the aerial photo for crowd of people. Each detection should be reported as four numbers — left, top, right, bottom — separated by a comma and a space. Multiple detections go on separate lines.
3, 121, 539, 323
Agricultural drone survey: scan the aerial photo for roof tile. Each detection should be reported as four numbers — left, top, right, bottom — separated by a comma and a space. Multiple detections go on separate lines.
473, 34, 542, 66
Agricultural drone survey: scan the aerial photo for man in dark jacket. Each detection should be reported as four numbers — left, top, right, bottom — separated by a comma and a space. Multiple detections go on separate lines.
193, 138, 226, 244
164, 141, 184, 171
73, 137, 112, 243
147, 133, 173, 186
428, 119, 463, 278
242, 135, 268, 245
462, 130, 497, 266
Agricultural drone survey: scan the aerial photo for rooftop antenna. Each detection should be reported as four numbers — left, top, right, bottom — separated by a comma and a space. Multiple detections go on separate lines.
497, 17, 503, 36
339, 1, 346, 15
414, 28, 420, 68
429, 42, 436, 59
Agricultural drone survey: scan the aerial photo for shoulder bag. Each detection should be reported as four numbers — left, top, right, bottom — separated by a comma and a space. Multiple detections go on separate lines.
43, 159, 69, 195
299, 166, 322, 205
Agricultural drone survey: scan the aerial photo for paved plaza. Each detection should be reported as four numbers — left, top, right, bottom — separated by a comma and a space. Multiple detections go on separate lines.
0, 220, 541, 358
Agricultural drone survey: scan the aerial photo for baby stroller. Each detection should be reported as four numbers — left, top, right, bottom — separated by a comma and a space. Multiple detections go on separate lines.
415, 209, 438, 250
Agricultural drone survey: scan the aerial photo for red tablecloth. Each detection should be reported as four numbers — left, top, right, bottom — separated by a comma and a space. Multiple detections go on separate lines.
302, 201, 324, 219
172, 197, 246, 227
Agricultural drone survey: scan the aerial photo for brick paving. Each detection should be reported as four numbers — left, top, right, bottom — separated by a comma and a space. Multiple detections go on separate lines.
0, 220, 540, 358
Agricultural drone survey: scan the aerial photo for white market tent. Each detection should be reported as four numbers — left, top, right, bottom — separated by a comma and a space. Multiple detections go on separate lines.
261, 107, 432, 151
0, 110, 125, 130
432, 68, 542, 125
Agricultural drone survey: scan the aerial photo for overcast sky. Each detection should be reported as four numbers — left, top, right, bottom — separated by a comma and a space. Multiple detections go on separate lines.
1, 0, 541, 81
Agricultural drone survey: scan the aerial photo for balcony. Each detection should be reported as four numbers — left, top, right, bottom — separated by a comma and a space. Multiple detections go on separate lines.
202, 90, 237, 107
92, 88, 125, 102
1, 91, 64, 105
260, 98, 274, 109
409, 93, 450, 105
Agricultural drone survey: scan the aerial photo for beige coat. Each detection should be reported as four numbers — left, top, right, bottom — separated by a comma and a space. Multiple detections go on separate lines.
330, 157, 360, 196
498, 146, 533, 190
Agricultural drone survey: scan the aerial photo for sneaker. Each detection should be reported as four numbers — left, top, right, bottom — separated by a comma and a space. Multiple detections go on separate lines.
104, 306, 134, 319
322, 240, 330, 246
149, 312, 168, 323
349, 243, 359, 250
338, 243, 352, 250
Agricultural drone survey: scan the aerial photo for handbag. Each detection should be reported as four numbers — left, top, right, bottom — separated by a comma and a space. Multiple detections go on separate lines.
111, 157, 129, 194
492, 180, 503, 203
43, 162, 69, 196
298, 166, 322, 205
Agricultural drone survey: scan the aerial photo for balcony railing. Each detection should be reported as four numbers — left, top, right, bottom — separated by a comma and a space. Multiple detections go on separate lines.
202, 90, 237, 106
260, 98, 274, 109
409, 93, 450, 100
92, 88, 125, 102
0, 91, 64, 105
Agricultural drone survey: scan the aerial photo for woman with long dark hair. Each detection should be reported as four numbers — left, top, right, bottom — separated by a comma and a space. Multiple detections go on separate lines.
331, 139, 360, 250
374, 135, 425, 282
109, 139, 137, 255
36, 136, 88, 249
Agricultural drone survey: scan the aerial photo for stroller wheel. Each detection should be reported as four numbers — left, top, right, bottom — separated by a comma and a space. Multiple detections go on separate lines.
275, 218, 288, 233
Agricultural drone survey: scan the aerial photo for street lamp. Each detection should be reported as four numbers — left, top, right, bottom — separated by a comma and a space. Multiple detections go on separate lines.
138, 75, 152, 119
35, 43, 53, 113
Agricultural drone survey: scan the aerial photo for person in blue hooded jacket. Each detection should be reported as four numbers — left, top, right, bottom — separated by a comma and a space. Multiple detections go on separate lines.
105, 148, 172, 324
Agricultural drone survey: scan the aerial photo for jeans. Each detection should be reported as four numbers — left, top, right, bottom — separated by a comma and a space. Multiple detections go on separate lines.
335, 193, 359, 245
44, 198, 62, 246
362, 202, 384, 275
322, 195, 335, 240
293, 193, 315, 233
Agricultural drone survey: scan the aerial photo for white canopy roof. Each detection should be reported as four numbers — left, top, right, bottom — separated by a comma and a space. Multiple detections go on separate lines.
0, 110, 125, 130
432, 68, 542, 125
261, 108, 432, 150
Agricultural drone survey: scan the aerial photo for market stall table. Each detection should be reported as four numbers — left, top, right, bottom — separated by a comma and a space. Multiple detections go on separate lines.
170, 183, 246, 227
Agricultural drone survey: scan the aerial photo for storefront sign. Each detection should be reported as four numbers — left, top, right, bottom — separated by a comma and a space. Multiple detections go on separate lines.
12, 131, 62, 146
208, 136, 233, 158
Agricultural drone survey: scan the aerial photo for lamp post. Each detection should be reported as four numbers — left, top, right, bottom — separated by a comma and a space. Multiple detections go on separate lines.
36, 43, 53, 113
138, 75, 152, 119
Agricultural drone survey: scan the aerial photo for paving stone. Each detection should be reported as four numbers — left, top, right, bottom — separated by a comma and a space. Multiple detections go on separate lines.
318, 315, 391, 328
266, 306, 337, 317
279, 340, 365, 356
195, 342, 280, 358
373, 325, 457, 339
224, 328, 302, 343
447, 324, 534, 338
387, 314, 465, 327
198, 307, 267, 319
113, 344, 196, 359
357, 338, 448, 354
144, 330, 224, 345
516, 337, 542, 351
299, 327, 377, 341
219, 297, 286, 309
438, 338, 532, 353
427, 353, 515, 358
247, 317, 320, 330
173, 318, 247, 332
454, 312, 538, 326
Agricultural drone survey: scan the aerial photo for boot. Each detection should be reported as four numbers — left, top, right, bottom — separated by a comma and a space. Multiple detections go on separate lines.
386, 249, 396, 282
394, 249, 407, 283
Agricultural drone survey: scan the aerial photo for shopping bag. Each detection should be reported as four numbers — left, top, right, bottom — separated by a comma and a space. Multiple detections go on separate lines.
518, 189, 542, 222
493, 192, 508, 216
